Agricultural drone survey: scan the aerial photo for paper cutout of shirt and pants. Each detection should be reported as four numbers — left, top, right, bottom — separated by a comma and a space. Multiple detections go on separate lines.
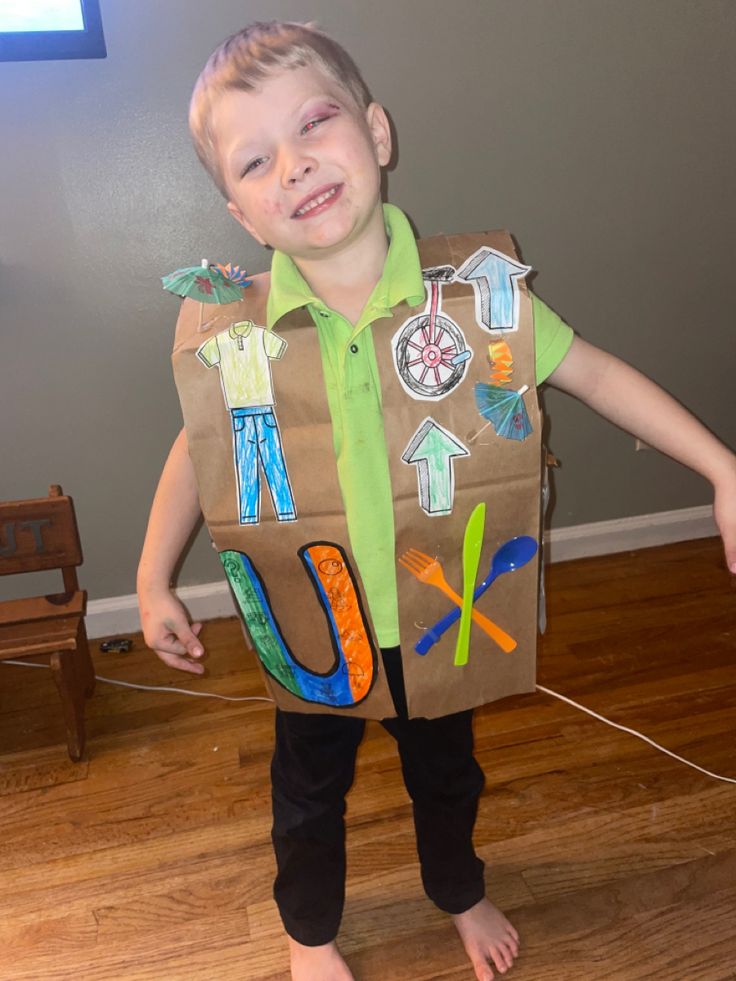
197, 321, 297, 524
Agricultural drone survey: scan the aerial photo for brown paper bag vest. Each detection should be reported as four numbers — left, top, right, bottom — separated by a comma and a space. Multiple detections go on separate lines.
172, 230, 542, 719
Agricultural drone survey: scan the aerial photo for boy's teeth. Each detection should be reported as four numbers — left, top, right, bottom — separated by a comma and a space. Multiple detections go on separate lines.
295, 186, 337, 216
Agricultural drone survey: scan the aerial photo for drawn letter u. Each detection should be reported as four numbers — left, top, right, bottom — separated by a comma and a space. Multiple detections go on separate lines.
220, 542, 376, 707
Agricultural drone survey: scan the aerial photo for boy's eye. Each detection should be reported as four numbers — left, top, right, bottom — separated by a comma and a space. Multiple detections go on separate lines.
242, 157, 265, 177
301, 114, 332, 135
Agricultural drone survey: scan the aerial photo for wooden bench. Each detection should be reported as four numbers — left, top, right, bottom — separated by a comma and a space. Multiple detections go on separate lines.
0, 485, 95, 760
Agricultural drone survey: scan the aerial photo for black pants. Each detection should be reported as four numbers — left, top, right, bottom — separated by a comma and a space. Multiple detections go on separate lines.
270, 647, 486, 946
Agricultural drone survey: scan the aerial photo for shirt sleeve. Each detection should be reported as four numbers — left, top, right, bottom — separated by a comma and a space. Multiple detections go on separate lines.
196, 335, 221, 368
264, 329, 287, 360
531, 293, 574, 384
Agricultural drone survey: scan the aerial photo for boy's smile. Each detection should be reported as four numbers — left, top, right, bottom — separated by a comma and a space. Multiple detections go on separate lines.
291, 183, 343, 220
213, 65, 391, 263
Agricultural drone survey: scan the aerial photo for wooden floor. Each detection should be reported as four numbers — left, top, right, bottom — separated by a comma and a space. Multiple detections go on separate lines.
1, 538, 735, 980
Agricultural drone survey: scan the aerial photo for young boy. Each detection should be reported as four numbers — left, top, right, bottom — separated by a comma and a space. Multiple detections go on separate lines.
137, 21, 736, 981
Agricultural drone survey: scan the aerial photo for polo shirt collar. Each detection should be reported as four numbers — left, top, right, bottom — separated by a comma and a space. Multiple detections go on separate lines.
229, 320, 253, 338
266, 204, 426, 331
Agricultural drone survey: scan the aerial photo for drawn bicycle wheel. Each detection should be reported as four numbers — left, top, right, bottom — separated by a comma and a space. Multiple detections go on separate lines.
394, 312, 469, 399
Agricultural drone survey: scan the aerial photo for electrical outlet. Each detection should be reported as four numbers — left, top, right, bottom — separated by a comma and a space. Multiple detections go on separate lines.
635, 438, 653, 452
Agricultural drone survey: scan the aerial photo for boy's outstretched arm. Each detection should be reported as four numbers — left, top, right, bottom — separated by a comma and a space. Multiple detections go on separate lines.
137, 428, 206, 674
546, 336, 736, 573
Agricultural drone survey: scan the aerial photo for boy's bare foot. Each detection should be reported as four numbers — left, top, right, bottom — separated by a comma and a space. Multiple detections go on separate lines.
452, 897, 520, 980
288, 936, 355, 981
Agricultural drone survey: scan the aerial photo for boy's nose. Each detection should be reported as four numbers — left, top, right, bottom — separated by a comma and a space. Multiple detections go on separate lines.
284, 157, 316, 186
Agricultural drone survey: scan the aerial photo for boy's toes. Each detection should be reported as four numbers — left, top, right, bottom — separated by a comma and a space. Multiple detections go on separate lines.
503, 933, 519, 959
453, 898, 519, 979
488, 942, 511, 974
471, 957, 495, 981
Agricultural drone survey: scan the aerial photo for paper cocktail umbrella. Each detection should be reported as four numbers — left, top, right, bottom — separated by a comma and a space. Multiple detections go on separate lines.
487, 340, 513, 385
162, 259, 245, 331
473, 382, 532, 441
161, 260, 243, 303
214, 262, 252, 288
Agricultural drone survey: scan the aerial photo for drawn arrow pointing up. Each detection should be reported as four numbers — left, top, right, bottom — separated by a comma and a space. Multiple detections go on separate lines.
455, 247, 531, 332
402, 418, 469, 516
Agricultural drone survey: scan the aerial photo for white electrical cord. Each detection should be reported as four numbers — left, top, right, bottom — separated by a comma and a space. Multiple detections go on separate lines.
535, 684, 736, 785
2, 660, 734, 783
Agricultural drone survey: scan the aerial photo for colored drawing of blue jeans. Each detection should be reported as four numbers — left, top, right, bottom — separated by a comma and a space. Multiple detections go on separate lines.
232, 407, 297, 524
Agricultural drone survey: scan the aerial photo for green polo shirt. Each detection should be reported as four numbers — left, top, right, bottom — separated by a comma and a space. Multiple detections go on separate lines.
267, 205, 573, 647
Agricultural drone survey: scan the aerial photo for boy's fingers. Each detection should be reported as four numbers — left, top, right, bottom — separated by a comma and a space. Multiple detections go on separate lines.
186, 622, 205, 657
718, 533, 736, 574
712, 494, 736, 573
156, 649, 205, 675
146, 629, 203, 660
156, 639, 188, 657
724, 541, 736, 575
163, 618, 205, 658
178, 628, 204, 658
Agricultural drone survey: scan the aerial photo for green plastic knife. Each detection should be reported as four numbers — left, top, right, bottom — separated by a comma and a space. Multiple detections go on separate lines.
454, 502, 486, 666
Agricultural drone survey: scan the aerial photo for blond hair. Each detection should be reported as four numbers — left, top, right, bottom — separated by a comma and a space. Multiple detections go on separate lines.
189, 21, 372, 198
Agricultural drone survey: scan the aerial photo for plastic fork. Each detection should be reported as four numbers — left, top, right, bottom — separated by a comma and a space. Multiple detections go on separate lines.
399, 548, 517, 652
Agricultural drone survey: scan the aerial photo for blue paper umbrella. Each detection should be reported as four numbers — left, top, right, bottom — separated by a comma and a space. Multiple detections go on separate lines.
474, 382, 533, 441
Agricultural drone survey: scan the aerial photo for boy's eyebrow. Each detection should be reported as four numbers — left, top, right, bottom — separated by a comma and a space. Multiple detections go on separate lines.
225, 94, 345, 158
294, 92, 345, 117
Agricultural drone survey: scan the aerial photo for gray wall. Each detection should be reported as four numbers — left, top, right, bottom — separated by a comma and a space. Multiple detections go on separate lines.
1, 0, 734, 600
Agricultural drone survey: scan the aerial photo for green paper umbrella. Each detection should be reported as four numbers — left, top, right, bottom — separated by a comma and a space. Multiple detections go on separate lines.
162, 260, 243, 304
162, 259, 245, 331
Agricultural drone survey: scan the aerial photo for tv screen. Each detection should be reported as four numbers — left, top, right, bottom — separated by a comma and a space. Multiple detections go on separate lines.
0, 0, 106, 61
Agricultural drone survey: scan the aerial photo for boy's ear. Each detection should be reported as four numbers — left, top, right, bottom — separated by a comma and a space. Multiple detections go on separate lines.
365, 102, 392, 167
226, 201, 267, 247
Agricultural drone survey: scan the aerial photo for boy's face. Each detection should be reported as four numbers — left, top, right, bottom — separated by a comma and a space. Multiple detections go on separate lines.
212, 65, 391, 261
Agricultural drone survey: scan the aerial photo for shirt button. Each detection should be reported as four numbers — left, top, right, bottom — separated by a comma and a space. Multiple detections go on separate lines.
350, 343, 359, 354
319, 311, 330, 318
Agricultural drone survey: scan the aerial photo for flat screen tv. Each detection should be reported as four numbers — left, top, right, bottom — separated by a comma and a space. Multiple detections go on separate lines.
0, 0, 106, 62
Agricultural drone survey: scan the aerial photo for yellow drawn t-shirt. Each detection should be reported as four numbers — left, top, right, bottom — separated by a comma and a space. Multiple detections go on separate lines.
197, 321, 286, 408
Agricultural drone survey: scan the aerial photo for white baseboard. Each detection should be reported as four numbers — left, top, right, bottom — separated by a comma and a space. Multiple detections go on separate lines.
544, 504, 715, 563
86, 505, 716, 639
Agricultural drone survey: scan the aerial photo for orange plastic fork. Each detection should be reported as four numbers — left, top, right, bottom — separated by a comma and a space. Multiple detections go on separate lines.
399, 548, 517, 653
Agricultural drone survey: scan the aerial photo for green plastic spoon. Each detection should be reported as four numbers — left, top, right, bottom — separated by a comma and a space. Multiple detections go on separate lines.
454, 502, 486, 666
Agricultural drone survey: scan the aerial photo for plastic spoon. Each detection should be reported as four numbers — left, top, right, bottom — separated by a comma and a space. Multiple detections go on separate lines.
454, 503, 486, 667
417, 535, 538, 656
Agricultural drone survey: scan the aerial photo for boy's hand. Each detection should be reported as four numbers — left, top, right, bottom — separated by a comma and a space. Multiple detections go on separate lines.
713, 463, 736, 575
139, 588, 206, 675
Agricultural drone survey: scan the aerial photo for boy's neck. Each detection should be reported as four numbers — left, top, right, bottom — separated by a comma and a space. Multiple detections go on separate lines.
292, 205, 390, 327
